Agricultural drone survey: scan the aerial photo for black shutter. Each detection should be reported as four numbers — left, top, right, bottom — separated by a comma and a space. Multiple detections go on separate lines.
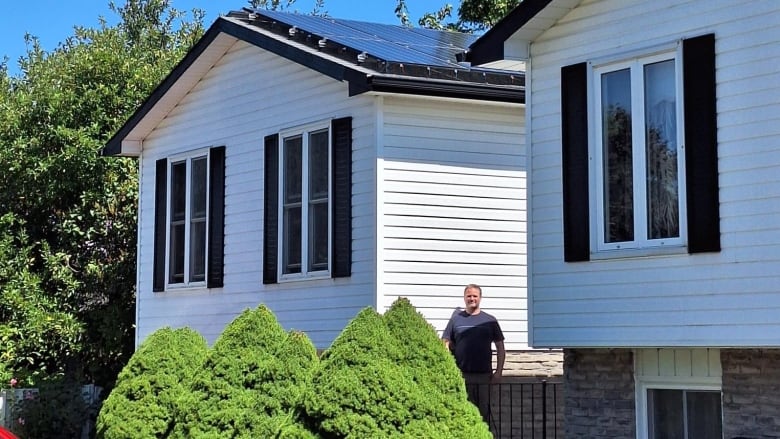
683, 33, 720, 253
207, 146, 226, 288
561, 62, 591, 262
263, 134, 279, 284
153, 158, 167, 292
331, 117, 352, 278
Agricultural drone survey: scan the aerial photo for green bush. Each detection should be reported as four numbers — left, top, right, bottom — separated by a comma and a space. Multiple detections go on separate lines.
172, 305, 318, 438
384, 297, 491, 438
304, 307, 428, 437
11, 379, 89, 439
95, 327, 208, 439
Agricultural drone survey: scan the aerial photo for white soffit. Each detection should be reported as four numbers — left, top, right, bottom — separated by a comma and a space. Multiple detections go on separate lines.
509, 0, 581, 43
478, 59, 527, 72
124, 32, 238, 143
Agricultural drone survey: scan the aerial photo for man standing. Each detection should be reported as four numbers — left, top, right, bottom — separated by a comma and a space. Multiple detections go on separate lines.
442, 284, 506, 424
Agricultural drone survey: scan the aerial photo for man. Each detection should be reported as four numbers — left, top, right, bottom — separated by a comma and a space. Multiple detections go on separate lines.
442, 284, 506, 423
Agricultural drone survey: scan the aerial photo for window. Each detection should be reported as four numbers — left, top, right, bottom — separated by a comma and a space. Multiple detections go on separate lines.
593, 52, 685, 251
169, 155, 209, 284
635, 349, 723, 439
263, 117, 352, 283
646, 389, 722, 439
561, 34, 719, 261
281, 126, 330, 277
153, 146, 225, 291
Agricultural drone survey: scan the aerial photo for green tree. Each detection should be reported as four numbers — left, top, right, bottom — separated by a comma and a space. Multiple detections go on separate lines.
396, 0, 521, 32
0, 0, 204, 388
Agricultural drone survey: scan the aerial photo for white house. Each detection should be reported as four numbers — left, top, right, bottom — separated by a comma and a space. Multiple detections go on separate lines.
103, 8, 540, 361
465, 0, 780, 437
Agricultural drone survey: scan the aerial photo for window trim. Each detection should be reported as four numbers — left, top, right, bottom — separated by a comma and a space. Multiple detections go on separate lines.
560, 33, 719, 262
589, 45, 688, 254
153, 146, 224, 292
277, 121, 333, 282
635, 379, 722, 439
164, 147, 211, 289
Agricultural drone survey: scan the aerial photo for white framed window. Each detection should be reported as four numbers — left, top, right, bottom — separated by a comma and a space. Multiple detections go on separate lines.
590, 47, 687, 252
279, 123, 331, 280
167, 150, 209, 286
644, 387, 722, 439
635, 348, 723, 439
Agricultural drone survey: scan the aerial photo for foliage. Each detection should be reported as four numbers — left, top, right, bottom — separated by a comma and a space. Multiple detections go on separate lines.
303, 303, 488, 438
0, 0, 205, 389
384, 297, 491, 438
95, 327, 208, 439
172, 306, 318, 438
0, 214, 84, 385
9, 379, 89, 439
457, 0, 521, 31
247, 0, 328, 16
303, 308, 416, 437
396, 0, 521, 32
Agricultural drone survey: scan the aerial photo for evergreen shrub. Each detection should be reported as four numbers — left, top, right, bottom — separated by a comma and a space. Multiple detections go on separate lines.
172, 305, 318, 438
95, 327, 208, 439
304, 307, 428, 437
384, 297, 491, 438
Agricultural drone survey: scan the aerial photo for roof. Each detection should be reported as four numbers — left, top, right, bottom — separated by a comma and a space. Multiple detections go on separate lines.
466, 0, 581, 65
103, 9, 525, 156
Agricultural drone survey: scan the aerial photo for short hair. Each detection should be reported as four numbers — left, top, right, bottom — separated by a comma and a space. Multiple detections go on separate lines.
464, 284, 482, 296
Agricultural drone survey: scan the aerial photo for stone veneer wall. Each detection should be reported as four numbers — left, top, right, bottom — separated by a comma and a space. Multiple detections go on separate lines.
722, 349, 780, 439
564, 348, 636, 438
503, 350, 563, 377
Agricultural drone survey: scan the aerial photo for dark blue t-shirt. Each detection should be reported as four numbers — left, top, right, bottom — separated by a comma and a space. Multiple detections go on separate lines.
442, 310, 504, 373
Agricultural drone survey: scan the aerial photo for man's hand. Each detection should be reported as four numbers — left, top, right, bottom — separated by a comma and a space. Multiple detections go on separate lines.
491, 369, 503, 383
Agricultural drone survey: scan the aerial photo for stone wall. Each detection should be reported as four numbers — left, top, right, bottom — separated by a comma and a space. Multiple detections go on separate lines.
564, 348, 635, 438
722, 349, 780, 439
504, 350, 563, 377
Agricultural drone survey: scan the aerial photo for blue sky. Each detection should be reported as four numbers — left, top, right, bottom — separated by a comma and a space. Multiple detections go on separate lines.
1, 0, 455, 75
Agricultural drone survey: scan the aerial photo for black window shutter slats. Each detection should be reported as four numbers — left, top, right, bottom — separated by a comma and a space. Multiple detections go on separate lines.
683, 33, 720, 253
207, 146, 226, 288
561, 62, 591, 262
263, 134, 280, 284
153, 158, 167, 292
331, 117, 352, 278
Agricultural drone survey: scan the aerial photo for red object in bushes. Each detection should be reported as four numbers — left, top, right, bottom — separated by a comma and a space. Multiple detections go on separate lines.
0, 426, 19, 439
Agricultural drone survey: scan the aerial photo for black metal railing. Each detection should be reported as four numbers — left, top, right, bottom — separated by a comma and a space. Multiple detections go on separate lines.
466, 378, 563, 439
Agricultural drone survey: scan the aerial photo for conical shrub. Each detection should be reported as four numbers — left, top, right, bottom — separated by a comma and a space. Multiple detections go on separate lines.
304, 307, 426, 437
96, 327, 208, 439
172, 305, 318, 438
384, 297, 492, 438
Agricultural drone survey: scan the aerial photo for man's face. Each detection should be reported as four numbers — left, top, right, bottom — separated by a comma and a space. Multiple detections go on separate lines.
464, 287, 481, 312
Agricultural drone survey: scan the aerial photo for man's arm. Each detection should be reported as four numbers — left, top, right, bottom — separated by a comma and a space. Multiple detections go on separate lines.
492, 340, 506, 382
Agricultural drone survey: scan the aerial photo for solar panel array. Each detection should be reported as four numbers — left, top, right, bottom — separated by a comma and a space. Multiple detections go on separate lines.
251, 9, 478, 68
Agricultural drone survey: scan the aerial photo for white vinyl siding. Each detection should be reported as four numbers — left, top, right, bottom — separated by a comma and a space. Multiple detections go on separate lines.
528, 0, 780, 347
377, 96, 528, 350
135, 40, 377, 348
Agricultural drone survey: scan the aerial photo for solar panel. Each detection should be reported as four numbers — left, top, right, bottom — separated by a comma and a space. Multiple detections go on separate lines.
252, 9, 477, 68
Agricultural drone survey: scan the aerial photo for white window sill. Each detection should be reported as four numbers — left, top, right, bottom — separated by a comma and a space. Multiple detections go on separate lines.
590, 245, 687, 261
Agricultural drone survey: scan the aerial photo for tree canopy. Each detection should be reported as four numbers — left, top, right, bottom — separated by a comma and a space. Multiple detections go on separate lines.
0, 0, 204, 389
396, 0, 521, 31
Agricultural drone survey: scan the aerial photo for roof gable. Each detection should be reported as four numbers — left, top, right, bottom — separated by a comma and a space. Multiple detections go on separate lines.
103, 10, 525, 156
466, 0, 582, 65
